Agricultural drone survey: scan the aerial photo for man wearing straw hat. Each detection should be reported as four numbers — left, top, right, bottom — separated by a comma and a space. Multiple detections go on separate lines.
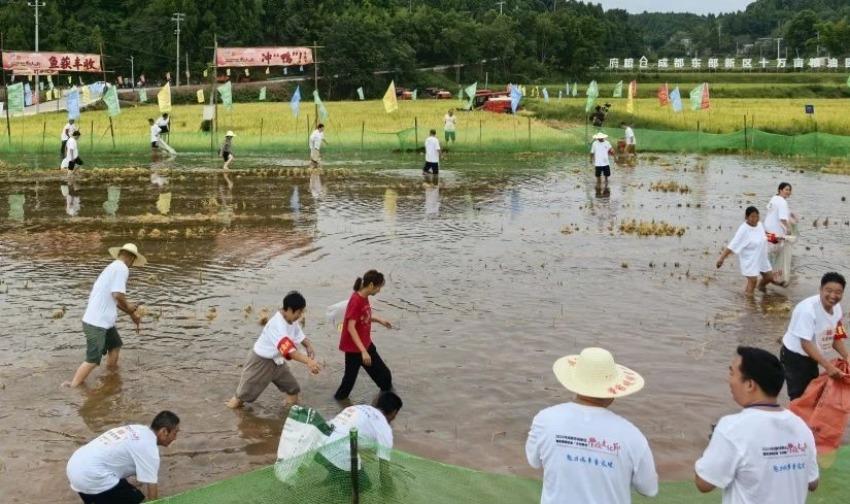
526, 347, 658, 504
64, 244, 147, 388
590, 132, 615, 189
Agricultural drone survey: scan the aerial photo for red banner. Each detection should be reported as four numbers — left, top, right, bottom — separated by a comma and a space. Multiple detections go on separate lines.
2, 51, 102, 74
215, 47, 313, 68
657, 83, 669, 106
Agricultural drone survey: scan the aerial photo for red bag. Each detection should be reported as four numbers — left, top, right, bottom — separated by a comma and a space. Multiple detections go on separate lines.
789, 359, 850, 454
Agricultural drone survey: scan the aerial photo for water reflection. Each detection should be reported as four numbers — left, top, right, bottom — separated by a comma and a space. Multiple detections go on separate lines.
61, 183, 81, 216
290, 186, 301, 215
424, 181, 440, 216
8, 193, 25, 221
309, 170, 324, 199
103, 185, 121, 216
156, 192, 173, 215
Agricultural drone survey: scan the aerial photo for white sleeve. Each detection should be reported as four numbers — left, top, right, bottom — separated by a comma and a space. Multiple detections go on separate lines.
110, 265, 129, 294
132, 443, 160, 484
525, 413, 544, 469
694, 428, 739, 489
292, 324, 306, 345
778, 199, 790, 221
631, 440, 659, 497
787, 305, 817, 343
726, 225, 748, 254
806, 434, 819, 483
589, 143, 596, 154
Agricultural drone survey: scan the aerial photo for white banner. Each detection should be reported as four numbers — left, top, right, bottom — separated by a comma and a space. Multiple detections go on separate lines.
607, 56, 850, 71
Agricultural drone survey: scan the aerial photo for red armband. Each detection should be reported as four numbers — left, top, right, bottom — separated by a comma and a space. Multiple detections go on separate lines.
277, 337, 296, 359
835, 322, 847, 341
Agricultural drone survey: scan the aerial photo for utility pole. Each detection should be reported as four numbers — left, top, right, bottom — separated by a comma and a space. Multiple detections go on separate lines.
309, 41, 324, 127
496, 1, 505, 15
775, 38, 782, 60
28, 0, 45, 112
171, 12, 185, 87
127, 55, 134, 88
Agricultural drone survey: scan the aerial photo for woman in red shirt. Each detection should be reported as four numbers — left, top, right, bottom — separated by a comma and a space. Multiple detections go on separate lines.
333, 270, 394, 401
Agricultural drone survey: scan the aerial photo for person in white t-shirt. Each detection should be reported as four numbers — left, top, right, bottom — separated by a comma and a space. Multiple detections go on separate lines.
423, 129, 441, 177
695, 346, 819, 504
764, 182, 795, 237
64, 243, 147, 388
443, 109, 457, 143
227, 291, 320, 409
61, 130, 84, 173
590, 132, 615, 189
317, 391, 403, 493
67, 410, 180, 504
309, 123, 327, 168
716, 206, 776, 296
620, 122, 636, 162
526, 347, 658, 504
780, 272, 849, 399
61, 118, 77, 159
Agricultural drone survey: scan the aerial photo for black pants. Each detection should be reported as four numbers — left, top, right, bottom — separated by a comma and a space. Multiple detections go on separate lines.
78, 478, 145, 504
780, 345, 819, 401
334, 344, 393, 400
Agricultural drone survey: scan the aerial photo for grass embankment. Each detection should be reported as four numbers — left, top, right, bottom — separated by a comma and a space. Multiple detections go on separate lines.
0, 100, 567, 155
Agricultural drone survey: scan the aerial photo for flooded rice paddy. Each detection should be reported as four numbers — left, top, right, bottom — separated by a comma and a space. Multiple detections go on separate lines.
1, 152, 849, 502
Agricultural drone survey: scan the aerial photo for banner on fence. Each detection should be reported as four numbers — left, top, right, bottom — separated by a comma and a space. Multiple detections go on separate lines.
67, 89, 80, 119
2, 51, 102, 74
218, 81, 233, 110
215, 47, 312, 68
7, 83, 24, 114
103, 85, 120, 117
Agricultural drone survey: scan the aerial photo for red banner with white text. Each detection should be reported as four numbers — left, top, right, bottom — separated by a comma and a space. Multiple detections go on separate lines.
2, 51, 102, 73
215, 47, 313, 68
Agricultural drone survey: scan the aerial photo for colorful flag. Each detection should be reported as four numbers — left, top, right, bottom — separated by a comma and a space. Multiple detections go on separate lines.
464, 82, 477, 110
412, 89, 417, 101
81, 85, 91, 106
103, 85, 121, 117
244, 68, 250, 76
689, 83, 710, 111
613, 80, 623, 98
157, 83, 172, 113
558, 90, 562, 100
542, 87, 549, 103
847, 75, 850, 88
626, 80, 637, 114
259, 86, 266, 101
203, 69, 208, 78
196, 89, 205, 103
313, 89, 328, 120
290, 85, 301, 117
584, 80, 598, 113
510, 84, 522, 114
571, 82, 578, 97
66, 88, 80, 119
24, 83, 32, 106
7, 83, 24, 114
356, 87, 365, 100
217, 81, 233, 110
138, 88, 148, 103
670, 87, 683, 113
657, 83, 669, 106
383, 81, 398, 113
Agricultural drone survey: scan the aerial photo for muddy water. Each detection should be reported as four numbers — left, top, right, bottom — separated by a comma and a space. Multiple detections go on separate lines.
1, 153, 849, 502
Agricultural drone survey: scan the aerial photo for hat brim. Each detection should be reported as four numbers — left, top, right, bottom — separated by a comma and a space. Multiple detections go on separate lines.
593, 134, 609, 140
109, 247, 147, 267
553, 355, 644, 399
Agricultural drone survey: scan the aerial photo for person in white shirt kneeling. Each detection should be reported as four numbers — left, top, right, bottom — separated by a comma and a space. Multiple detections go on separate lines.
695, 346, 819, 504
66, 410, 180, 503
526, 347, 658, 504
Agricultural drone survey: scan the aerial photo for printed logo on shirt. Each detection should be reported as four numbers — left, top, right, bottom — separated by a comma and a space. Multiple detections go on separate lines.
836, 320, 847, 341
773, 462, 807, 473
565, 452, 615, 469
761, 442, 809, 458
555, 434, 621, 454
818, 327, 836, 350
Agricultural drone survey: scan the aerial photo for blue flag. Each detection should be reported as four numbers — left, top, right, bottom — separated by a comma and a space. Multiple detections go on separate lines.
542, 88, 549, 103
67, 89, 81, 119
670, 86, 683, 113
510, 84, 522, 114
24, 83, 33, 106
290, 85, 301, 117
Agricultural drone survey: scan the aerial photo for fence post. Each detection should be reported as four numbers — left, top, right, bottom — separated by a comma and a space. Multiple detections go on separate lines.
90, 120, 94, 151
815, 120, 819, 162
697, 120, 701, 152
260, 117, 264, 146
527, 116, 531, 147
479, 119, 482, 149
414, 116, 419, 151
743, 114, 747, 153
108, 117, 115, 150
41, 120, 46, 153
350, 428, 359, 504
306, 114, 310, 148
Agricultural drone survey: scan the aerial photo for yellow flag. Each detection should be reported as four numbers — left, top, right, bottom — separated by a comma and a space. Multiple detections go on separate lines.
158, 83, 172, 113
196, 89, 205, 103
383, 80, 398, 113
81, 86, 92, 105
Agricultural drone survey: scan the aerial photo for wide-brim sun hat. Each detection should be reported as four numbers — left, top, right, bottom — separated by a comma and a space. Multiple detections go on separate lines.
108, 243, 147, 267
592, 132, 609, 140
225, 131, 236, 137
553, 347, 644, 399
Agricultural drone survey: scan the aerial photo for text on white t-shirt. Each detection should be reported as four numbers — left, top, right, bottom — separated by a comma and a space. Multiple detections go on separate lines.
782, 294, 844, 356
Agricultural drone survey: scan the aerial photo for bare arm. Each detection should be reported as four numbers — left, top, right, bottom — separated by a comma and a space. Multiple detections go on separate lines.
113, 292, 141, 328
694, 474, 715, 493
809, 479, 819, 492
301, 337, 316, 359
144, 483, 159, 501
832, 338, 849, 362
288, 350, 321, 374
801, 339, 847, 378
346, 319, 371, 366
371, 315, 392, 329
716, 248, 733, 268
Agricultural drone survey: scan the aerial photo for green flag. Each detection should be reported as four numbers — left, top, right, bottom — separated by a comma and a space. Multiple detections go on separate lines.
464, 82, 477, 110
458, 85, 463, 102
259, 86, 267, 101
689, 83, 705, 111
571, 82, 578, 97
846, 75, 850, 88
217, 81, 233, 110
138, 88, 148, 103
356, 87, 365, 100
412, 89, 417, 101
103, 85, 121, 117
6, 83, 24, 114
584, 80, 598, 113
613, 80, 623, 98
313, 89, 328, 120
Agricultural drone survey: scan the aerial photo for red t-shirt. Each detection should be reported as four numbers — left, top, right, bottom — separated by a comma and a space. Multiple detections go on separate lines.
339, 292, 372, 353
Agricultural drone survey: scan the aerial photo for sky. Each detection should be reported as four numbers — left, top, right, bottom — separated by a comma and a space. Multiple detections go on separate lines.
595, 0, 755, 15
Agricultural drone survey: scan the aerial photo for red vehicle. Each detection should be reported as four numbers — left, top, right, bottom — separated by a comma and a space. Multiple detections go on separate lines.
469, 89, 512, 113
424, 87, 453, 99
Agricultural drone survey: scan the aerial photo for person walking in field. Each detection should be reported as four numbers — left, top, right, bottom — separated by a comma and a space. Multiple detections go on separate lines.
764, 182, 797, 287
333, 270, 395, 403
716, 206, 776, 296
590, 132, 614, 189
443, 109, 457, 144
309, 123, 327, 168
63, 244, 146, 388
149, 118, 176, 156
61, 130, 83, 174
221, 130, 236, 170
61, 118, 77, 159
227, 291, 321, 409
621, 122, 636, 163
423, 129, 441, 177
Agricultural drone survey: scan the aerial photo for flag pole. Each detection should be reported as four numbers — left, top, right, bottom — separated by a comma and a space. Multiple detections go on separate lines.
211, 33, 218, 154
1, 32, 11, 146
100, 42, 116, 149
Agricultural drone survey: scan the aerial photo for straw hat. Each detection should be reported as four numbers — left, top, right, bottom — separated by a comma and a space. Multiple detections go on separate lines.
592, 132, 608, 140
108, 243, 147, 267
225, 130, 236, 137
553, 347, 644, 399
